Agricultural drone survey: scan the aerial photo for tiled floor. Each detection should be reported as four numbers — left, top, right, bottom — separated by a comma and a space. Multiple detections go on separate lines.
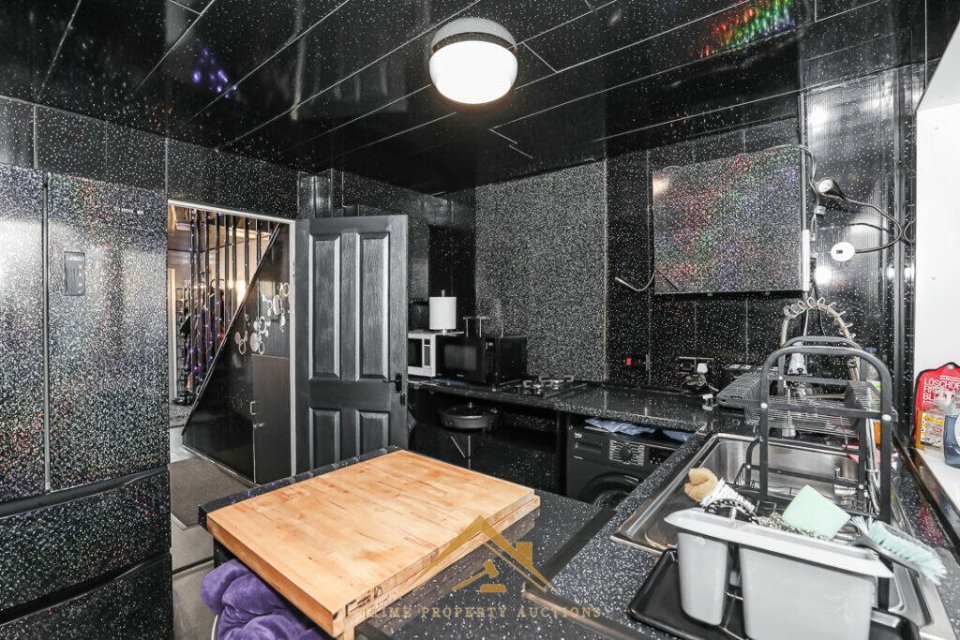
170, 426, 194, 464
170, 425, 216, 640
173, 562, 216, 640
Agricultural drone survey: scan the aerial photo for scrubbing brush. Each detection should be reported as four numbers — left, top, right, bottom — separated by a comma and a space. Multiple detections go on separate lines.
850, 516, 947, 585
684, 467, 755, 514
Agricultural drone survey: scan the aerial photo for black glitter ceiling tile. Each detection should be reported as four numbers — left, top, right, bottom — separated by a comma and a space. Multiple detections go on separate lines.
0, 470, 170, 612
46, 175, 168, 490
0, 165, 44, 503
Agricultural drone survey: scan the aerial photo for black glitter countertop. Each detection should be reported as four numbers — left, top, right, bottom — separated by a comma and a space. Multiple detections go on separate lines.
409, 379, 716, 432
356, 490, 613, 640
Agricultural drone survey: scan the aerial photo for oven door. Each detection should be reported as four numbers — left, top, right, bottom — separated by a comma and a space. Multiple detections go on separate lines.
437, 336, 488, 383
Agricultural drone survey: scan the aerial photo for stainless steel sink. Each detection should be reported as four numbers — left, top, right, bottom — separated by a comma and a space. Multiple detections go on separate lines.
613, 432, 865, 551
612, 432, 956, 640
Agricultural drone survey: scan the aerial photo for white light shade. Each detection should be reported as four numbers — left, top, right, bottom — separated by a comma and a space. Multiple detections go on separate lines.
429, 18, 517, 105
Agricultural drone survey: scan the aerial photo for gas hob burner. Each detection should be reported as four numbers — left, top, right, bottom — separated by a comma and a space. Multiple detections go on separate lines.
521, 375, 577, 390
500, 375, 585, 398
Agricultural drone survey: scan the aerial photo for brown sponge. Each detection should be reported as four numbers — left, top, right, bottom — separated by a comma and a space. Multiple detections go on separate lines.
684, 467, 718, 502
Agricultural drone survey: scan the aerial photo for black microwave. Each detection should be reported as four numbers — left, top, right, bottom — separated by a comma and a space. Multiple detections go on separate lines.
436, 335, 527, 386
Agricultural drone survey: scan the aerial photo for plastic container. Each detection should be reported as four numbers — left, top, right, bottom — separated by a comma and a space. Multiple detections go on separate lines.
665, 509, 892, 640
675, 531, 731, 624
944, 412, 960, 468
739, 548, 878, 640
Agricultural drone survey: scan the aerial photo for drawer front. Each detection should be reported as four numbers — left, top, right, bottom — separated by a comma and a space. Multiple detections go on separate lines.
0, 554, 172, 639
0, 470, 170, 611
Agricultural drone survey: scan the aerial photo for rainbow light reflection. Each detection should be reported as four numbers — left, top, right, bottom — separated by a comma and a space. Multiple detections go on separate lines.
699, 0, 797, 58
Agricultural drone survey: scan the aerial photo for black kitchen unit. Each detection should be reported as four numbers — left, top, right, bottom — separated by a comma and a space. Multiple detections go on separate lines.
409, 379, 702, 502
410, 388, 563, 493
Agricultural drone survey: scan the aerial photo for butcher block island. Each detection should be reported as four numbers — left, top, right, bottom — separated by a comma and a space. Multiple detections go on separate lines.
205, 450, 540, 639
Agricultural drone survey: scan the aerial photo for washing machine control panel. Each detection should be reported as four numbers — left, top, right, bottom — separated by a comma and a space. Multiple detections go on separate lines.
608, 440, 645, 466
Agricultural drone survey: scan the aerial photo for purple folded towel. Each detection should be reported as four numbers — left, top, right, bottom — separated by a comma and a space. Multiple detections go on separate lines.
201, 560, 329, 640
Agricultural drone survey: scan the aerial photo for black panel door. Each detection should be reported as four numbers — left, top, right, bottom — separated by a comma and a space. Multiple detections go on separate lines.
294, 216, 407, 472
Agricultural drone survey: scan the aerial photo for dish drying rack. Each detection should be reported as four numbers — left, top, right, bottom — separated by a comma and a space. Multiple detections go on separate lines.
716, 336, 897, 525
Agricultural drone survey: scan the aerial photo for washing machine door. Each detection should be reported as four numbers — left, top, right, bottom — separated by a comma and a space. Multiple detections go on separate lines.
578, 474, 641, 509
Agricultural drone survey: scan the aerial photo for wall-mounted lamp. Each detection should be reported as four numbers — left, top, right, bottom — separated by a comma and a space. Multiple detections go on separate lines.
429, 18, 517, 105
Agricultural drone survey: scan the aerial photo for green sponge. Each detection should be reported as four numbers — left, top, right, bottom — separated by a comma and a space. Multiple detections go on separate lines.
782, 485, 850, 539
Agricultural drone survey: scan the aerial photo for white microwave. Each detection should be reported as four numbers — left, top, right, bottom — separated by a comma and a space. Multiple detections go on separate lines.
408, 331, 438, 377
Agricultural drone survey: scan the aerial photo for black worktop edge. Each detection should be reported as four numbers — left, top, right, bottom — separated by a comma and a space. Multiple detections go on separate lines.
409, 379, 712, 432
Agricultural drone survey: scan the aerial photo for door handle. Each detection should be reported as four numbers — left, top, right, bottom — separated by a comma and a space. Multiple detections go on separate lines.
383, 373, 403, 393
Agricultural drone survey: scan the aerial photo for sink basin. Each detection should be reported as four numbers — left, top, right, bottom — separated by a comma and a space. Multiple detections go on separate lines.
614, 432, 867, 551
613, 432, 957, 640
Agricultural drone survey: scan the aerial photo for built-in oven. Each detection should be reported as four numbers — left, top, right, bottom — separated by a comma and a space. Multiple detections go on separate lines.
408, 331, 438, 378
436, 335, 527, 386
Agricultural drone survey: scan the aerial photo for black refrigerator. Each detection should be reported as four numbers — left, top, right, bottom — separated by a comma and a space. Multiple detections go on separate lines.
0, 165, 172, 636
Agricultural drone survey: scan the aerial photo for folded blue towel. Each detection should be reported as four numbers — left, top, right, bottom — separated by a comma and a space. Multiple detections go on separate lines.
202, 559, 329, 640
585, 418, 655, 436
661, 429, 693, 443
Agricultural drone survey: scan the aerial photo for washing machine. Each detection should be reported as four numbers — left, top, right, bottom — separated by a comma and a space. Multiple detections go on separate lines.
566, 422, 680, 508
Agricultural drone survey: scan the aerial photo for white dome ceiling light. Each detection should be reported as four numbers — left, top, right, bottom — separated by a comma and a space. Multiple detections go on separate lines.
429, 18, 518, 105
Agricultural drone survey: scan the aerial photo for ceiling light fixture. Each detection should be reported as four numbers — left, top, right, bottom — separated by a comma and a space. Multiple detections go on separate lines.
429, 18, 517, 105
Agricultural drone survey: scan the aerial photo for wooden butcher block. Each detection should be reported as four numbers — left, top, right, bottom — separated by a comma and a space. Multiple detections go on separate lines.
206, 450, 540, 639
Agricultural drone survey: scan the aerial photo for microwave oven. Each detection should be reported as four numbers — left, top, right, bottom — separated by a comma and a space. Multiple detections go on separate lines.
408, 331, 439, 377
436, 335, 527, 386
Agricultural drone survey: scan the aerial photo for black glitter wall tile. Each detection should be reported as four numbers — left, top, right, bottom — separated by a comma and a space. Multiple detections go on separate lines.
606, 150, 651, 387
0, 555, 172, 639
0, 165, 44, 502
105, 124, 166, 192
0, 470, 170, 612
476, 162, 607, 380
649, 298, 696, 388
0, 97, 34, 168
46, 175, 167, 491
697, 297, 748, 365
167, 139, 299, 218
803, 70, 899, 361
35, 107, 108, 181
746, 295, 799, 362
428, 225, 476, 316
297, 171, 329, 219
